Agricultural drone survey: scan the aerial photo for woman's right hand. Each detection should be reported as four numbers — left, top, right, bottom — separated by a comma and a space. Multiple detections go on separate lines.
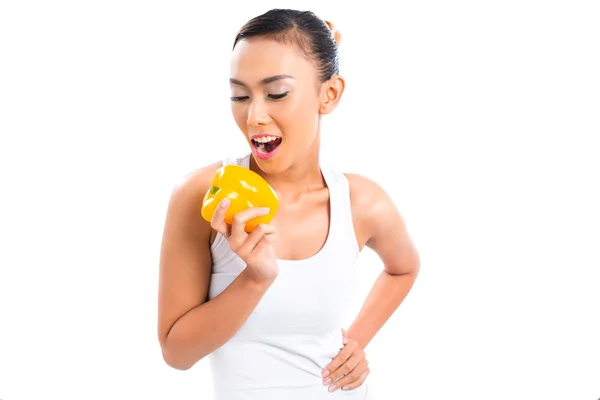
210, 197, 279, 283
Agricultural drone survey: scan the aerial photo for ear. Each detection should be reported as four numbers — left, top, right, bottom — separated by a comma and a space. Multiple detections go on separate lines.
319, 75, 345, 114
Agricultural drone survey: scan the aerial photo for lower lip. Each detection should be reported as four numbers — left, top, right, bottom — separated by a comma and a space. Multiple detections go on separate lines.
252, 141, 281, 160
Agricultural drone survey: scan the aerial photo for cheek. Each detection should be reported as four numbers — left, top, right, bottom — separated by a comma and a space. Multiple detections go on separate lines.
276, 97, 319, 135
231, 105, 248, 131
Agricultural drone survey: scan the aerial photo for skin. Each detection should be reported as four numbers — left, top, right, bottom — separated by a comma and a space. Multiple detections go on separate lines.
157, 36, 420, 393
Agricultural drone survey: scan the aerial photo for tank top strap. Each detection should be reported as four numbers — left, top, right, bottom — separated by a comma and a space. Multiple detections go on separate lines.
320, 162, 361, 259
221, 153, 251, 168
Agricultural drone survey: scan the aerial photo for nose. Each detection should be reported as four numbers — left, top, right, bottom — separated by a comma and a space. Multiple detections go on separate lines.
246, 99, 271, 127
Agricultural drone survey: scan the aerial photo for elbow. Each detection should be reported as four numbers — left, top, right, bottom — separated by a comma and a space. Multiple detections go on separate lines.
161, 346, 195, 370
413, 259, 421, 276
159, 334, 197, 370
407, 251, 421, 277
408, 261, 421, 282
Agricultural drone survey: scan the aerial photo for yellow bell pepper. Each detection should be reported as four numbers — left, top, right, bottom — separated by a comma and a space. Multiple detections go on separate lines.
201, 165, 279, 233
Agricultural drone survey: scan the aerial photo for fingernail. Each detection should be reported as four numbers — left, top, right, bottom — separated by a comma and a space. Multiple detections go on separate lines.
261, 207, 270, 213
343, 336, 349, 344
328, 384, 336, 392
342, 385, 350, 390
323, 377, 331, 385
322, 369, 330, 377
220, 198, 230, 208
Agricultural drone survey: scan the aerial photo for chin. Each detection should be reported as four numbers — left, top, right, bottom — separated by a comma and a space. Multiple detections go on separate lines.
251, 154, 288, 175
251, 153, 299, 178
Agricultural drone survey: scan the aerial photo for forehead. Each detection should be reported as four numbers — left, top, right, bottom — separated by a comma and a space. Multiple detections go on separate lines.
230, 38, 315, 83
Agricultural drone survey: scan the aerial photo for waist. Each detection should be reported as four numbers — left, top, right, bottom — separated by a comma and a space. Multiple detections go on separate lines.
209, 383, 370, 400
208, 332, 369, 399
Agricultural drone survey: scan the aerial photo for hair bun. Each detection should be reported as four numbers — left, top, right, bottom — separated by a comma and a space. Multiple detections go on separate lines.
324, 19, 342, 46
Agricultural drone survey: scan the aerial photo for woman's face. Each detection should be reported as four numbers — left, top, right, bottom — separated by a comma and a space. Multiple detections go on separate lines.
229, 37, 338, 174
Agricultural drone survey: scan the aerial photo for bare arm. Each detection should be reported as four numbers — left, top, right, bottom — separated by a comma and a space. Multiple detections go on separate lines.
344, 174, 421, 350
157, 163, 275, 370
318, 174, 421, 390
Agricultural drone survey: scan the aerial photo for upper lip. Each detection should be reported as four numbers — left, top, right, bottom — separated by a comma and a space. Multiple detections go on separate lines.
250, 133, 282, 140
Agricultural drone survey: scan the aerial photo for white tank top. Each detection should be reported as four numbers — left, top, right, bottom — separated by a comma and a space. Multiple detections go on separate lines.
207, 154, 373, 400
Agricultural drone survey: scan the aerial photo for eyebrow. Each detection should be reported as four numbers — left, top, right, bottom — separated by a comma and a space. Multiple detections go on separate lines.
229, 74, 295, 87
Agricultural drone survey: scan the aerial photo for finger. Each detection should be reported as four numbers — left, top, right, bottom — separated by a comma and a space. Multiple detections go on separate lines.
322, 341, 357, 379
338, 364, 370, 392
210, 197, 231, 236
252, 230, 279, 252
236, 223, 277, 257
342, 335, 349, 346
327, 358, 368, 392
230, 206, 271, 238
326, 352, 363, 387
245, 230, 279, 267
338, 329, 349, 348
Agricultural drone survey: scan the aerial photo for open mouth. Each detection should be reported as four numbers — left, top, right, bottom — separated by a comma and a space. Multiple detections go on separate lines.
251, 135, 282, 158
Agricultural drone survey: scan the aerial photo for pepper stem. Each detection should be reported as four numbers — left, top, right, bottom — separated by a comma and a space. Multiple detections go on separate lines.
208, 186, 219, 196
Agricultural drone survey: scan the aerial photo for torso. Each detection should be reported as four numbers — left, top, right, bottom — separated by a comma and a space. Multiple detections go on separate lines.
204, 154, 373, 399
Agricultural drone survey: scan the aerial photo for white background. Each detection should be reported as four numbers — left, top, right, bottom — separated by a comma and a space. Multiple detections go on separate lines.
1, 0, 599, 399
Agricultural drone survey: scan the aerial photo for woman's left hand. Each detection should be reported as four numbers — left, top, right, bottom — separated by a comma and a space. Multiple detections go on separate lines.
321, 329, 370, 392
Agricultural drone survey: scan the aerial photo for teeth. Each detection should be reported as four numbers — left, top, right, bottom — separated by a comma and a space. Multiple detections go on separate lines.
253, 136, 279, 143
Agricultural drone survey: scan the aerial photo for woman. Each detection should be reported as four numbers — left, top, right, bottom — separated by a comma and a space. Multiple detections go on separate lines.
157, 8, 420, 400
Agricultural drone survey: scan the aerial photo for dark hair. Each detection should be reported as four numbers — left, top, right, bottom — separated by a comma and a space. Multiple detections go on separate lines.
232, 9, 341, 83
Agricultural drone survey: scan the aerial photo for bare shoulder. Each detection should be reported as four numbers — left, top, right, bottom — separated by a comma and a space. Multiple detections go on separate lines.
344, 173, 394, 243
345, 173, 420, 275
345, 173, 390, 215
160, 158, 223, 261
168, 160, 223, 209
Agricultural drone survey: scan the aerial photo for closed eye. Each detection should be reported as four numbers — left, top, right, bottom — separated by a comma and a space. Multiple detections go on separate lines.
269, 92, 289, 100
230, 96, 248, 102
